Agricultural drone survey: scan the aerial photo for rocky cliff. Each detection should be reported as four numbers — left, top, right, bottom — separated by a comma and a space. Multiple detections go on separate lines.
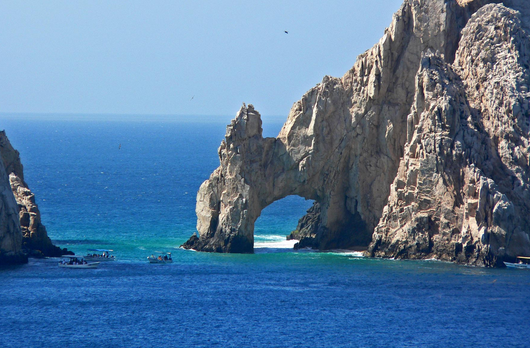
183, 0, 530, 266
0, 131, 67, 262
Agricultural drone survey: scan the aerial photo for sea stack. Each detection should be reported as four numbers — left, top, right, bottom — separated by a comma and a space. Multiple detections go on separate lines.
0, 132, 27, 264
183, 0, 530, 267
0, 131, 67, 263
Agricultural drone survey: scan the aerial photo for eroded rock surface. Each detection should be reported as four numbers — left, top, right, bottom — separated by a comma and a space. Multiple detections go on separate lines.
184, 0, 530, 266
369, 3, 530, 266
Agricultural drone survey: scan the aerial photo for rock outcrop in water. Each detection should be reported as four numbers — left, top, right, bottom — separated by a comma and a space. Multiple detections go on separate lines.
183, 0, 530, 266
0, 131, 67, 263
0, 133, 26, 264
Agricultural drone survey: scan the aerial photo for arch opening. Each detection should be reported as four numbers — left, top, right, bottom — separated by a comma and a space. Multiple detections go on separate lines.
253, 195, 314, 252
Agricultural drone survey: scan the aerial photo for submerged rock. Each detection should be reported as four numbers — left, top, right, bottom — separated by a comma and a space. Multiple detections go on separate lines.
184, 0, 530, 266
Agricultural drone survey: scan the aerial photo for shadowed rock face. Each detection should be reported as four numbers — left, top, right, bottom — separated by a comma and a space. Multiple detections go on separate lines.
183, 0, 530, 266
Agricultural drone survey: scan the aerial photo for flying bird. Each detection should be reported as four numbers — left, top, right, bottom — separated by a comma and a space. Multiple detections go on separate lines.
284, 31, 288, 34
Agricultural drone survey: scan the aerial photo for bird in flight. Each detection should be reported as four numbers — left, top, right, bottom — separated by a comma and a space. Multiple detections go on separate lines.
284, 30, 288, 34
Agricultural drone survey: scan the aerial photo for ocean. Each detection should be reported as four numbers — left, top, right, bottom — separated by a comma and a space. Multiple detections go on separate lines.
0, 117, 529, 347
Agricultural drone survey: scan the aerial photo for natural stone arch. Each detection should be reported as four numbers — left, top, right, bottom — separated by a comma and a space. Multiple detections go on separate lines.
181, 0, 530, 265
181, 97, 397, 253
180, 0, 448, 254
181, 0, 470, 254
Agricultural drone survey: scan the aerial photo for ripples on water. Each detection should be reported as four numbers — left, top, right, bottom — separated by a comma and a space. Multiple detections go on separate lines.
2, 254, 529, 347
0, 119, 529, 347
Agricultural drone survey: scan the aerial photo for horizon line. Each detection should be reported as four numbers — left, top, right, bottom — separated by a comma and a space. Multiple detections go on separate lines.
0, 112, 289, 123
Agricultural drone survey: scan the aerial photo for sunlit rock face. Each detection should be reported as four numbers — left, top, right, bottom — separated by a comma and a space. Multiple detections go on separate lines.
370, 3, 530, 266
184, 0, 530, 266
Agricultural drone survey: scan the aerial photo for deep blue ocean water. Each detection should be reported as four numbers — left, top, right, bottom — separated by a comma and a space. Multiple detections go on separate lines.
0, 117, 529, 347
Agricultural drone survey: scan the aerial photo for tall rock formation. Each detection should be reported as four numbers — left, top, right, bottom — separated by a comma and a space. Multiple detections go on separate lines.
0, 132, 27, 264
0, 131, 66, 261
184, 0, 530, 266
370, 3, 530, 266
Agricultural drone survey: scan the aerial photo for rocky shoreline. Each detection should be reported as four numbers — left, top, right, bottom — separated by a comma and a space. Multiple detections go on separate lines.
184, 0, 530, 267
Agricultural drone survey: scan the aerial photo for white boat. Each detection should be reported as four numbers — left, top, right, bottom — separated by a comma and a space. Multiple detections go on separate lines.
147, 252, 173, 263
58, 255, 100, 269
504, 256, 530, 269
84, 249, 116, 262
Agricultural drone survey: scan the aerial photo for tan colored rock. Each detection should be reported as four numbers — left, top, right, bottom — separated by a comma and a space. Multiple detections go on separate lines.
369, 3, 530, 266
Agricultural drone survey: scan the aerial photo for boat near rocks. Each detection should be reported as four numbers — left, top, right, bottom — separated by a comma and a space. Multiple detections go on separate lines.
58, 255, 100, 269
84, 249, 116, 262
504, 256, 530, 270
147, 252, 172, 264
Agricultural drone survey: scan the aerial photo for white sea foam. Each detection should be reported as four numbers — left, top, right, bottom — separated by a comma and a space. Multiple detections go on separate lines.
327, 250, 365, 258
254, 235, 298, 253
255, 234, 289, 241
254, 238, 298, 250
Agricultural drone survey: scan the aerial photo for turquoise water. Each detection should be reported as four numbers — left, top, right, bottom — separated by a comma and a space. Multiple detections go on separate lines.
0, 118, 529, 347
3, 118, 312, 259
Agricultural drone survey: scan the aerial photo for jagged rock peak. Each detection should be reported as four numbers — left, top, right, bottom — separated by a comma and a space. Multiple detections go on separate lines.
226, 104, 263, 141
183, 0, 530, 266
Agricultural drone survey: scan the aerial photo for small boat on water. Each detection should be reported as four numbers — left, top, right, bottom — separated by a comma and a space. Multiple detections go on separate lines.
58, 255, 100, 269
84, 249, 116, 262
147, 252, 173, 264
504, 256, 530, 269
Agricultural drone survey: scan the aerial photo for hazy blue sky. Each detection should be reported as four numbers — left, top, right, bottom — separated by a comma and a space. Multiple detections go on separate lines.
1, 0, 403, 120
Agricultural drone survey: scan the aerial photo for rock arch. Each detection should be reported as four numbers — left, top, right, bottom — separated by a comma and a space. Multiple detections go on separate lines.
182, 96, 398, 253
182, 0, 481, 253
182, 0, 530, 266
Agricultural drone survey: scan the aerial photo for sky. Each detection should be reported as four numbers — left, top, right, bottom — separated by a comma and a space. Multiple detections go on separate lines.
0, 0, 403, 121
